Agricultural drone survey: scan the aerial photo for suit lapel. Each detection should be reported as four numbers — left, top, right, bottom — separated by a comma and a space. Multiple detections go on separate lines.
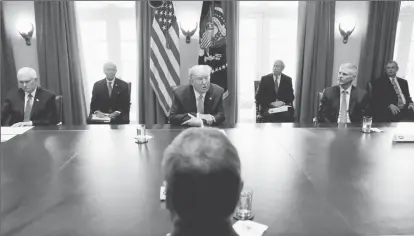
348, 86, 357, 116
204, 86, 213, 114
188, 86, 197, 112
30, 87, 41, 118
333, 86, 340, 114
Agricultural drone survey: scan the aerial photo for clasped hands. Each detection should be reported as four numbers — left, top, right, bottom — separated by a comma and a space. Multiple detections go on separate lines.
389, 103, 414, 115
95, 111, 120, 119
181, 113, 215, 127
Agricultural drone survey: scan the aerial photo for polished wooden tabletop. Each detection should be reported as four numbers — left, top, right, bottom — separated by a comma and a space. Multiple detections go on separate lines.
1, 123, 414, 236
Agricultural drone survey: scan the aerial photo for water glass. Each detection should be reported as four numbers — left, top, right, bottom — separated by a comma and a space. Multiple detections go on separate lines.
362, 116, 372, 133
136, 124, 148, 143
234, 189, 253, 220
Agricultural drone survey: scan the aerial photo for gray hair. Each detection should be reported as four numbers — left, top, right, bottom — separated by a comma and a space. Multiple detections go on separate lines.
273, 60, 285, 69
188, 65, 212, 79
339, 63, 358, 76
103, 61, 117, 70
17, 67, 37, 80
385, 60, 399, 69
162, 127, 242, 221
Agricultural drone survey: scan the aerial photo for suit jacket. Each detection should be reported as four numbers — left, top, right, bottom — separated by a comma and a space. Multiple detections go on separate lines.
89, 78, 130, 124
255, 73, 295, 113
371, 76, 413, 122
318, 85, 370, 123
169, 83, 225, 126
1, 87, 58, 126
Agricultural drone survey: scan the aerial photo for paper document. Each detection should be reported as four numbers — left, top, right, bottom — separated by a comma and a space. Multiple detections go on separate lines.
1, 134, 16, 142
268, 105, 291, 114
1, 126, 33, 135
91, 114, 111, 122
393, 134, 414, 143
233, 220, 268, 236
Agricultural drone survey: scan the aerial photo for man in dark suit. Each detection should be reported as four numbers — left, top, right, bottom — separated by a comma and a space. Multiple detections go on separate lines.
169, 65, 225, 126
162, 128, 242, 236
1, 67, 58, 127
255, 60, 295, 122
318, 63, 370, 123
371, 60, 414, 122
88, 62, 130, 124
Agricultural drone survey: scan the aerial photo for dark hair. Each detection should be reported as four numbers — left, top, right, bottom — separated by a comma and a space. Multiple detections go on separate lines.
162, 128, 242, 221
385, 60, 399, 69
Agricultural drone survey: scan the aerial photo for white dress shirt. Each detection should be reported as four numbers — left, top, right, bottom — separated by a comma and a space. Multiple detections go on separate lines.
337, 86, 351, 123
24, 87, 37, 112
389, 77, 406, 105
273, 74, 281, 87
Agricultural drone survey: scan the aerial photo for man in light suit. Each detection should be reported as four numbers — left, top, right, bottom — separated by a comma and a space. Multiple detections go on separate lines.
88, 62, 130, 124
1, 67, 58, 127
255, 60, 295, 122
162, 128, 242, 236
318, 63, 370, 123
169, 65, 225, 126
371, 60, 414, 122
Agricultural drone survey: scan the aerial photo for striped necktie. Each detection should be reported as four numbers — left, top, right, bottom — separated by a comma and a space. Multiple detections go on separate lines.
23, 94, 33, 122
390, 78, 405, 107
339, 90, 348, 124
197, 95, 204, 114
108, 81, 113, 97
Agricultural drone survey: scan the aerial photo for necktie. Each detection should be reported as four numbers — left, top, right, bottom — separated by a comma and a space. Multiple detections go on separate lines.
197, 95, 204, 114
339, 90, 348, 124
274, 78, 279, 100
23, 94, 33, 122
108, 81, 113, 97
390, 78, 405, 107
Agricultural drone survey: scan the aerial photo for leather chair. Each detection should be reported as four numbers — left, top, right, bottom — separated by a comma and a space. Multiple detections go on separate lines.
254, 80, 264, 123
55, 95, 63, 125
313, 91, 323, 124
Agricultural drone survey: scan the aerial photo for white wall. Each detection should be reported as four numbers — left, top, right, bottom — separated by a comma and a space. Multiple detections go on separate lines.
3, 1, 39, 80
332, 1, 369, 86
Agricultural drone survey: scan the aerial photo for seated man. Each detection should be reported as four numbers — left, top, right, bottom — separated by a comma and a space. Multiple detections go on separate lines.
255, 60, 295, 122
371, 60, 414, 122
169, 65, 225, 126
318, 63, 370, 123
88, 62, 130, 124
1, 67, 58, 127
162, 128, 242, 236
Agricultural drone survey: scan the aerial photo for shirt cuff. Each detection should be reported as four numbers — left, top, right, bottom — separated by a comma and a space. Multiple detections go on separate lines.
115, 111, 121, 114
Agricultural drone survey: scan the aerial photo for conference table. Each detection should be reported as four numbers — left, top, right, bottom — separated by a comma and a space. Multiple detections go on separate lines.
1, 123, 414, 236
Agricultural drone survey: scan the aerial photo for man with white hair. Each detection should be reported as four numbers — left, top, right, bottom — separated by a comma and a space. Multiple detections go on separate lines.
318, 63, 370, 123
88, 62, 130, 124
1, 67, 58, 126
169, 65, 225, 126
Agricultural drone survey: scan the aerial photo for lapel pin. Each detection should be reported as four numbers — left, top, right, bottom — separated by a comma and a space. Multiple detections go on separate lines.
209, 97, 212, 100
36, 99, 39, 102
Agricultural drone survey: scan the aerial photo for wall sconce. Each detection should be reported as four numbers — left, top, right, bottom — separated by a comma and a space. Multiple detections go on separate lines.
17, 22, 34, 46
338, 18, 356, 44
180, 22, 198, 44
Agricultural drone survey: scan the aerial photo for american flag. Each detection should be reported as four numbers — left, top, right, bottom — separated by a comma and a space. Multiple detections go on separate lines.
150, 1, 180, 116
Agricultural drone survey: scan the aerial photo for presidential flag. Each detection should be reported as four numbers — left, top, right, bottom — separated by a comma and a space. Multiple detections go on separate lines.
198, 1, 228, 98
150, 1, 180, 115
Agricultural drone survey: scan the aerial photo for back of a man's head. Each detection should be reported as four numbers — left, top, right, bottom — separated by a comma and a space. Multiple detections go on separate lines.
162, 128, 242, 222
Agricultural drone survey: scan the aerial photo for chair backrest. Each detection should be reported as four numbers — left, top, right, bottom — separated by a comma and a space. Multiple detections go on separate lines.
254, 81, 262, 122
55, 95, 63, 125
317, 91, 323, 107
127, 82, 132, 105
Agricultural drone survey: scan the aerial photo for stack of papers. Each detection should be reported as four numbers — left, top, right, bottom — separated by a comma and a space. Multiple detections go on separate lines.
233, 220, 268, 236
1, 126, 34, 142
268, 105, 291, 114
91, 114, 111, 122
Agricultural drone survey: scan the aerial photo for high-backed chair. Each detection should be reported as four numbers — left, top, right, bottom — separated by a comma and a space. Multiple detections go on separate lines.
55, 95, 63, 125
254, 80, 263, 123
313, 91, 324, 124
127, 82, 132, 106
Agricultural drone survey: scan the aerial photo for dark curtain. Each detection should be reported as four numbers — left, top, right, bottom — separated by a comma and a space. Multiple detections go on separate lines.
357, 1, 401, 88
136, 1, 167, 127
34, 1, 87, 125
222, 1, 238, 125
0, 1, 17, 105
294, 1, 335, 123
